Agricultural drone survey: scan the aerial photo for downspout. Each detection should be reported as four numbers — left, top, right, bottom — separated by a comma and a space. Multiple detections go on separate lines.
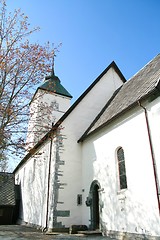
45, 136, 53, 231
138, 101, 160, 215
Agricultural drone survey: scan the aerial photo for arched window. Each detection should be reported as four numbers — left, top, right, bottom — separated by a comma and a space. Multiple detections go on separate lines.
117, 147, 127, 190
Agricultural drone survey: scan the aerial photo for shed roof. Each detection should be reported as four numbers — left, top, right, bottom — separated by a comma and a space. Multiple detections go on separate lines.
0, 173, 16, 206
79, 54, 160, 141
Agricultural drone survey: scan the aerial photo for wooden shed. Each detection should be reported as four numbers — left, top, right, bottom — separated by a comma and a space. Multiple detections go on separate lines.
0, 172, 18, 225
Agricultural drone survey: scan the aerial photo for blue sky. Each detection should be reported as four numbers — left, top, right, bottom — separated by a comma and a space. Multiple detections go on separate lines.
7, 0, 160, 102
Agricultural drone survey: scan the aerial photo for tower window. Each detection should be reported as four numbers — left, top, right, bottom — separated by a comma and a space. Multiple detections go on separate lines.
51, 100, 59, 110
117, 147, 127, 190
77, 194, 82, 205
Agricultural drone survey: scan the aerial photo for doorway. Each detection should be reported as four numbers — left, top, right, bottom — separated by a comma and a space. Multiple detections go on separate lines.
90, 180, 100, 230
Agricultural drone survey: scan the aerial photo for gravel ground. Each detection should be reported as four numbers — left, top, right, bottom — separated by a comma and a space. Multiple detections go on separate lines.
0, 225, 115, 240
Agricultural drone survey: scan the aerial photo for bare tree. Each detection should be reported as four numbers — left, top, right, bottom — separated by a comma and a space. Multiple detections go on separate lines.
0, 0, 56, 170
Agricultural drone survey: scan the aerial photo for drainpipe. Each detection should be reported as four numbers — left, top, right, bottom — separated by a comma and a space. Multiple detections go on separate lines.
138, 101, 160, 215
45, 136, 53, 231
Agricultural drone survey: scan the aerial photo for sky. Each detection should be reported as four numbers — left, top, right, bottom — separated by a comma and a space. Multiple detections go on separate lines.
6, 0, 160, 103
0, 0, 158, 227
4, 0, 160, 170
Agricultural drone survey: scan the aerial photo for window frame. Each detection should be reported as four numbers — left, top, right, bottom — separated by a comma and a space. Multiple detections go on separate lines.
117, 147, 127, 190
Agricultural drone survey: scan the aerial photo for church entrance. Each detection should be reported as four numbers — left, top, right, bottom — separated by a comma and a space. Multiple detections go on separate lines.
90, 180, 100, 230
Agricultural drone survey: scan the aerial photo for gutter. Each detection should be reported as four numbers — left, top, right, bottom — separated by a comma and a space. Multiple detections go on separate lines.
44, 136, 53, 231
138, 100, 160, 215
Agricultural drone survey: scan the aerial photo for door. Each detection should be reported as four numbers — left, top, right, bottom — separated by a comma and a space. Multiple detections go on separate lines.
90, 180, 100, 230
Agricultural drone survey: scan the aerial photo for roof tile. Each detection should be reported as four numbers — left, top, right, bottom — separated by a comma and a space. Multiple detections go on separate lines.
0, 173, 16, 206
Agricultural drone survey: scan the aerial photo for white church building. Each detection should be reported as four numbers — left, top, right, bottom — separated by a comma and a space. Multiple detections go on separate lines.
14, 54, 160, 238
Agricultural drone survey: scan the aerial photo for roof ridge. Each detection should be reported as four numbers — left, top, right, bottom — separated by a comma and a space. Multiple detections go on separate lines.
127, 54, 160, 82
79, 54, 160, 140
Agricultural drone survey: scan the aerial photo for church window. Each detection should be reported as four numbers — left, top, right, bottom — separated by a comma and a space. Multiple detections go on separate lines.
117, 147, 127, 190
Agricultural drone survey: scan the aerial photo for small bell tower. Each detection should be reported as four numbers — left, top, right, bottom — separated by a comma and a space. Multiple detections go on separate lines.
26, 66, 72, 150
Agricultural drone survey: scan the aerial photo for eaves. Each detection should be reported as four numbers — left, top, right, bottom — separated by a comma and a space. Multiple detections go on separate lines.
78, 87, 160, 143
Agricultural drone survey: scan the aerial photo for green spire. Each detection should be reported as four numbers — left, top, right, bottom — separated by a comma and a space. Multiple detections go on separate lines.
38, 63, 72, 98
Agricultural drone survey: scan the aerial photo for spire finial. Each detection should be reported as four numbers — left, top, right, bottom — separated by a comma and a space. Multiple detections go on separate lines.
51, 54, 55, 76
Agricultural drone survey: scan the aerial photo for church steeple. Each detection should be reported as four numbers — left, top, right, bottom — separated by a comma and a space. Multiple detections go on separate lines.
38, 62, 72, 98
26, 60, 72, 150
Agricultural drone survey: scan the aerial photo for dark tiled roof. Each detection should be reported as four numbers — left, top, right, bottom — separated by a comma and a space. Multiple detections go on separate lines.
79, 54, 160, 141
0, 173, 16, 206
39, 75, 72, 98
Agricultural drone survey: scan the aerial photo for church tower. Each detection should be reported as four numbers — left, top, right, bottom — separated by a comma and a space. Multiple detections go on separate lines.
26, 69, 72, 150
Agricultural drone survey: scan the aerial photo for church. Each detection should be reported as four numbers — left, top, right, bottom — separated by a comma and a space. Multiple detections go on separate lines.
14, 54, 160, 238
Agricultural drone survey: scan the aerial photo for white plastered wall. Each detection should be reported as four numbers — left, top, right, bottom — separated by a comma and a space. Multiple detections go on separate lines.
15, 66, 124, 228
15, 139, 57, 228
51, 67, 124, 227
81, 102, 160, 236
146, 97, 160, 194
26, 89, 71, 149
